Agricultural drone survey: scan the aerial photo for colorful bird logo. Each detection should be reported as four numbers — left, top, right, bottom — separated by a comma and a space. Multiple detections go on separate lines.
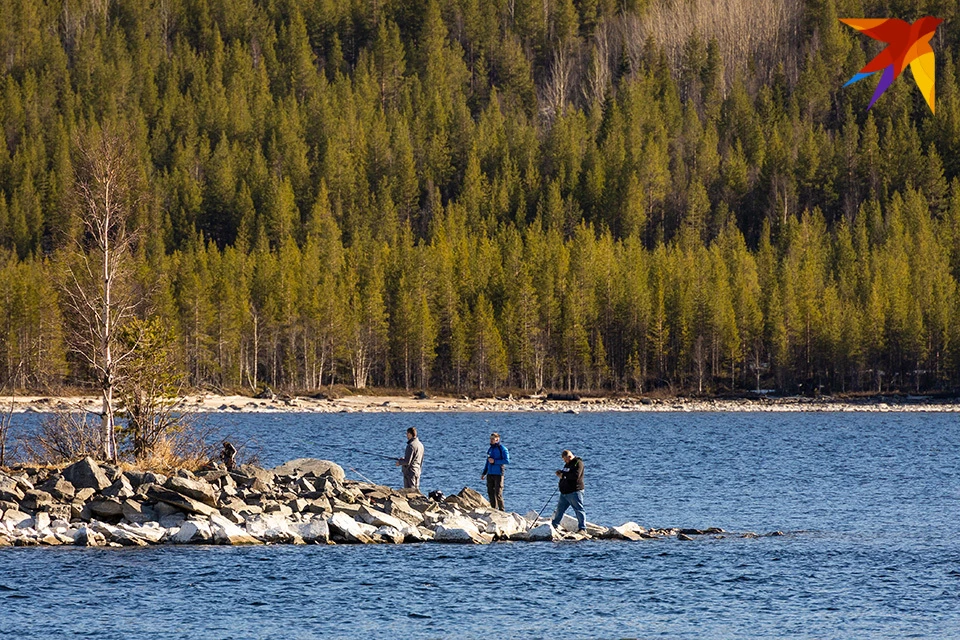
841, 17, 942, 113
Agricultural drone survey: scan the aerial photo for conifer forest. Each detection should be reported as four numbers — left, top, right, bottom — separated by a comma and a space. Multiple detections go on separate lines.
3, 0, 960, 396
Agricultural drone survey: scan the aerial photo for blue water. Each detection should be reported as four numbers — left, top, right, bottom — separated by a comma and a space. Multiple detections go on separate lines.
2, 411, 959, 638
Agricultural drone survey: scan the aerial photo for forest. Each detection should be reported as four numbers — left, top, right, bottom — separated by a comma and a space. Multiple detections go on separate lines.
2, 0, 960, 396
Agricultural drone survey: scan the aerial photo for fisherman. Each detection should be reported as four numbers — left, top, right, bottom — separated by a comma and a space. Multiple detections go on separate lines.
395, 427, 424, 491
480, 432, 510, 510
551, 449, 586, 533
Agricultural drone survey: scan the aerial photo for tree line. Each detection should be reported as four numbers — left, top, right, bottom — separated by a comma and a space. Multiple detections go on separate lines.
1, 0, 960, 395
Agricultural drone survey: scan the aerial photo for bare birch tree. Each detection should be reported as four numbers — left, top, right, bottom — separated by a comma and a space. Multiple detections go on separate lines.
62, 128, 141, 463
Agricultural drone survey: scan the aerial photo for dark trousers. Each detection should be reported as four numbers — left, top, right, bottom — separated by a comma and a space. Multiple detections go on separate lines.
486, 473, 504, 510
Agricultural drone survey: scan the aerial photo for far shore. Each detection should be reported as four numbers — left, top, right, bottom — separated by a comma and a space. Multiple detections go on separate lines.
3, 392, 960, 414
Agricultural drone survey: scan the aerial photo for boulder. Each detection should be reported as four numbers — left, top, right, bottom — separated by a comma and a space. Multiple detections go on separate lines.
383, 497, 425, 525
40, 477, 76, 501
171, 520, 213, 544
231, 465, 275, 492
164, 476, 218, 506
272, 458, 345, 482
88, 498, 124, 519
0, 473, 25, 502
287, 518, 330, 543
21, 489, 54, 511
118, 523, 165, 545
244, 514, 294, 542
2, 509, 33, 530
610, 522, 646, 541
327, 512, 374, 544
147, 485, 218, 516
62, 457, 112, 491
526, 523, 560, 541
33, 511, 51, 531
452, 486, 489, 510
373, 525, 405, 544
121, 500, 157, 524
73, 525, 105, 547
434, 524, 493, 544
159, 512, 186, 529
357, 505, 408, 531
101, 476, 135, 499
478, 511, 527, 538
74, 487, 96, 503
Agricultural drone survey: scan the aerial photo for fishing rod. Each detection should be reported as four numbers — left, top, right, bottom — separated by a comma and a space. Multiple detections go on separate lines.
348, 466, 377, 484
532, 486, 559, 526
331, 445, 398, 461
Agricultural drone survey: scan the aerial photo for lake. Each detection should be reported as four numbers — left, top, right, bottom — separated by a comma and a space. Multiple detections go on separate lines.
1, 411, 958, 638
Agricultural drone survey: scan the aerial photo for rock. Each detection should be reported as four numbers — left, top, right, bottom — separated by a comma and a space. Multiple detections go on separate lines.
526, 523, 560, 541
610, 522, 646, 541
74, 487, 96, 502
44, 504, 71, 522
244, 514, 294, 543
164, 476, 218, 507
73, 525, 105, 547
40, 477, 76, 501
263, 502, 294, 517
62, 457, 112, 491
0, 473, 25, 502
118, 523, 165, 545
231, 465, 276, 491
434, 523, 493, 544
373, 525, 405, 544
33, 511, 51, 531
121, 500, 157, 525
383, 497, 425, 526
101, 476, 135, 499
287, 518, 330, 543
171, 520, 213, 544
272, 459, 345, 482
357, 505, 408, 531
147, 485, 218, 516
444, 486, 489, 511
89, 498, 124, 519
2, 509, 33, 530
21, 489, 54, 511
478, 511, 527, 538
677, 533, 694, 541
327, 512, 374, 544
159, 513, 186, 529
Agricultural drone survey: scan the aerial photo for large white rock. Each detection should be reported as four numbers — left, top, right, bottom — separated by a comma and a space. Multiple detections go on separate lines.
119, 523, 165, 545
434, 524, 493, 544
287, 519, 329, 543
436, 515, 481, 536
244, 514, 292, 542
373, 525, 405, 544
479, 511, 527, 537
611, 522, 646, 541
527, 523, 560, 541
171, 520, 213, 544
327, 512, 374, 543
357, 506, 408, 531
2, 509, 33, 530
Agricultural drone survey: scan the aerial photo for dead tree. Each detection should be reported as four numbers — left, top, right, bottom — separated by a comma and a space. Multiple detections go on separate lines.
63, 128, 141, 463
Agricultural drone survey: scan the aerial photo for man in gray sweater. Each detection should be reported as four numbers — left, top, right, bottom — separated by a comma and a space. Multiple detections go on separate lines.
396, 427, 424, 491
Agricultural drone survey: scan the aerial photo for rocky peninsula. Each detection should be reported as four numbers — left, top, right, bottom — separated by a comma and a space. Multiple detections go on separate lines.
0, 457, 739, 548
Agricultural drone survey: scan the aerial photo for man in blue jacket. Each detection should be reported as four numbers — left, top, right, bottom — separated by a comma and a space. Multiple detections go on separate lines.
480, 432, 510, 510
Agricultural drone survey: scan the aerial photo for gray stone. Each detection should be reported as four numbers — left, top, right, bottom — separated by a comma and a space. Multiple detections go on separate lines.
101, 476, 135, 499
89, 498, 124, 519
383, 497, 425, 525
21, 489, 54, 511
527, 523, 560, 541
288, 518, 330, 543
171, 520, 213, 544
74, 487, 96, 502
147, 485, 217, 516
231, 465, 275, 491
445, 486, 489, 511
2, 509, 33, 529
73, 524, 105, 547
357, 505, 408, 531
0, 473, 25, 502
41, 477, 76, 501
327, 512, 374, 543
33, 511, 51, 531
121, 500, 157, 524
159, 512, 187, 529
373, 525, 405, 544
62, 457, 112, 491
272, 458, 345, 482
164, 476, 218, 506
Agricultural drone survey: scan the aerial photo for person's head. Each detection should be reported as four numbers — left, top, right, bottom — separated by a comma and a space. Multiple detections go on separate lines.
490, 432, 500, 444
407, 427, 417, 441
561, 450, 574, 463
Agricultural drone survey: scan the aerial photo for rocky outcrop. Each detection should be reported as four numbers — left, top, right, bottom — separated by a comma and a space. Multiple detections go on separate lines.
0, 458, 732, 548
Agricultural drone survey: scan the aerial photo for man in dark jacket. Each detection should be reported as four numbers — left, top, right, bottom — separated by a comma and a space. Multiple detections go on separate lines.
396, 427, 424, 491
551, 449, 586, 532
480, 432, 510, 510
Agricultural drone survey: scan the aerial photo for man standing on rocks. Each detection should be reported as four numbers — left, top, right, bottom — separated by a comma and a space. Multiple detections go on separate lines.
396, 427, 424, 491
480, 432, 510, 510
551, 450, 586, 533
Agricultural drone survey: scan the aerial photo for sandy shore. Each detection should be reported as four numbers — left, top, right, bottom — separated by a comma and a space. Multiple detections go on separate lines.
2, 393, 960, 413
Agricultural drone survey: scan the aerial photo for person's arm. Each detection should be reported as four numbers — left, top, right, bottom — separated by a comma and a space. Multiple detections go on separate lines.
490, 445, 508, 465
397, 442, 414, 468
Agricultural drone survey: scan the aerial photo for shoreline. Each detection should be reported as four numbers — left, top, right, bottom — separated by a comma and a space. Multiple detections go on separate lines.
3, 393, 960, 413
